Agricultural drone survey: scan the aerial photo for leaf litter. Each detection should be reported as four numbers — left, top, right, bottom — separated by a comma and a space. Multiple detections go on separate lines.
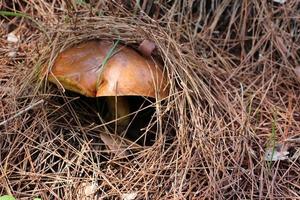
1, 0, 300, 199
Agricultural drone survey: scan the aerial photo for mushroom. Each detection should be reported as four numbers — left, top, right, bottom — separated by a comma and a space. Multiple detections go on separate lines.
45, 40, 168, 128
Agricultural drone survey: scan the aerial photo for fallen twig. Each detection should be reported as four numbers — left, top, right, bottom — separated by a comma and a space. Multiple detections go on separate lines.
0, 99, 44, 126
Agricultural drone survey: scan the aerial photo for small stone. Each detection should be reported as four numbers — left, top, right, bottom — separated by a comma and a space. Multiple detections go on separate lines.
7, 33, 19, 43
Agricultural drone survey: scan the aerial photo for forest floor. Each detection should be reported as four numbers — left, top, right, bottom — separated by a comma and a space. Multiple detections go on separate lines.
1, 1, 300, 199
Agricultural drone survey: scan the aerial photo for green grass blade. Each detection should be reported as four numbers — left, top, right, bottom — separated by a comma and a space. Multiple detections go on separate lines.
0, 11, 29, 17
96, 38, 121, 88
0, 11, 50, 40
267, 112, 277, 168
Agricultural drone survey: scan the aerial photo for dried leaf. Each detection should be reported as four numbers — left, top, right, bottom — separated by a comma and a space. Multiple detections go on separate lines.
273, 0, 286, 4
264, 143, 289, 161
295, 66, 300, 80
7, 51, 17, 57
138, 39, 156, 57
78, 181, 98, 197
100, 132, 143, 157
6, 32, 19, 58
291, 148, 300, 160
122, 192, 138, 200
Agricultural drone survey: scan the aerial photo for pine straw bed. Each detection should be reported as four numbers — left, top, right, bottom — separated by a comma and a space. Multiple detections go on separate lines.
1, 0, 300, 199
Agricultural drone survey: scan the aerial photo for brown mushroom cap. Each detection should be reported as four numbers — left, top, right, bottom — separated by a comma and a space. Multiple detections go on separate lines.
47, 40, 169, 99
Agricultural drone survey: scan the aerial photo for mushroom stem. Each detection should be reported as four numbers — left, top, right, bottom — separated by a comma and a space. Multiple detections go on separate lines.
106, 96, 130, 127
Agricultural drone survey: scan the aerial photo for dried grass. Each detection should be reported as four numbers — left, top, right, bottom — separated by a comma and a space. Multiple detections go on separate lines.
1, 0, 300, 199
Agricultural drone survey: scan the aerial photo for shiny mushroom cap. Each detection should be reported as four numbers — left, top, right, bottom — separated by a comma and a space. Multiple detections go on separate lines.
47, 40, 169, 99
